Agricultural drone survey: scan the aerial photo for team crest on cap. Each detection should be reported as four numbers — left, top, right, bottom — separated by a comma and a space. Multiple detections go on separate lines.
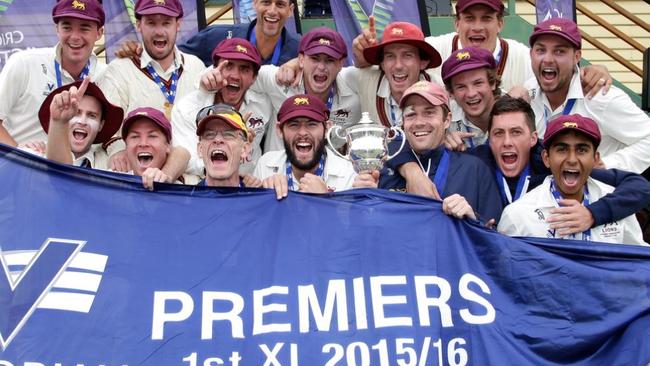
236, 44, 248, 53
411, 81, 429, 90
563, 121, 578, 128
391, 27, 404, 35
319, 38, 331, 46
72, 0, 86, 10
456, 51, 470, 61
549, 25, 562, 31
154, 0, 166, 5
294, 97, 309, 106
137, 111, 149, 117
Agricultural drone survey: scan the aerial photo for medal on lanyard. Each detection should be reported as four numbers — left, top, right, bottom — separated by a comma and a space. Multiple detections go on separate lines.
250, 26, 283, 65
550, 178, 591, 241
146, 64, 179, 120
54, 60, 90, 88
496, 164, 530, 205
286, 155, 326, 191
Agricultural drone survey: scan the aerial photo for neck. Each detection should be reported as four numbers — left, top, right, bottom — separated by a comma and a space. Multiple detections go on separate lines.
466, 113, 490, 132
546, 84, 571, 111
206, 175, 240, 188
306, 84, 332, 103
158, 53, 176, 72
390, 90, 403, 104
60, 59, 86, 80
560, 188, 584, 202
256, 27, 281, 59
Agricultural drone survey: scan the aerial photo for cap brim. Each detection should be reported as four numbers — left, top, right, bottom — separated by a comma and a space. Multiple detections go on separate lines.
363, 39, 442, 69
213, 51, 261, 70
543, 129, 600, 149
278, 109, 327, 125
457, 0, 504, 13
196, 115, 248, 139
136, 7, 182, 18
121, 113, 171, 142
400, 90, 448, 109
53, 12, 103, 25
442, 61, 492, 84
38, 82, 124, 145
303, 46, 346, 60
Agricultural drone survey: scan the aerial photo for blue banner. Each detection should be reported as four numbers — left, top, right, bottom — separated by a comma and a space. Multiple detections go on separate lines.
536, 0, 577, 23
0, 144, 649, 365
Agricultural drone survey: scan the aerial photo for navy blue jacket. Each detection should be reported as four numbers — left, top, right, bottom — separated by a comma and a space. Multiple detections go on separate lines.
470, 141, 650, 227
179, 20, 301, 66
381, 145, 504, 223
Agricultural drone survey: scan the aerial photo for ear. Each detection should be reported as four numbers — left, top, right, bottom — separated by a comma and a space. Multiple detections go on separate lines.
196, 140, 203, 158
574, 49, 582, 66
419, 58, 428, 71
276, 122, 284, 140
240, 141, 252, 162
594, 150, 601, 165
175, 18, 183, 33
96, 26, 104, 41
442, 108, 451, 130
496, 16, 504, 33
135, 19, 142, 33
542, 149, 550, 168
530, 131, 538, 148
453, 17, 460, 32
325, 119, 333, 130
298, 53, 305, 69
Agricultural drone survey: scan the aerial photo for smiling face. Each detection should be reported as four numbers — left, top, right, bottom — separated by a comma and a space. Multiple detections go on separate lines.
299, 53, 343, 96
68, 95, 104, 158
253, 0, 294, 38
56, 17, 103, 68
380, 43, 429, 102
454, 5, 503, 52
530, 35, 581, 98
136, 14, 181, 66
124, 119, 171, 176
449, 67, 496, 125
279, 117, 326, 171
402, 95, 450, 154
217, 59, 256, 106
198, 119, 250, 186
489, 111, 538, 177
542, 131, 599, 201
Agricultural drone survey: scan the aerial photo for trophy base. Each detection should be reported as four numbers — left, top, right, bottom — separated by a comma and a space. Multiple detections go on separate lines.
352, 159, 384, 173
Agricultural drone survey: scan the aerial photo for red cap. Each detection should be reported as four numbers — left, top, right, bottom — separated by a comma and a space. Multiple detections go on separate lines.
122, 107, 172, 142
299, 27, 347, 59
530, 18, 581, 49
38, 80, 123, 144
211, 38, 262, 72
363, 22, 442, 69
277, 94, 329, 125
543, 114, 601, 149
456, 0, 505, 14
52, 0, 105, 26
135, 0, 183, 18
441, 47, 496, 84
399, 81, 449, 109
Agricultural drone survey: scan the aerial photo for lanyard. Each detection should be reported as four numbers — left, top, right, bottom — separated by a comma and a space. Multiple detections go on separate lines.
325, 88, 334, 110
413, 149, 450, 195
495, 164, 530, 205
145, 63, 179, 105
464, 123, 475, 149
285, 154, 325, 191
388, 98, 398, 126
550, 178, 591, 241
544, 98, 576, 126
54, 60, 90, 88
250, 26, 283, 65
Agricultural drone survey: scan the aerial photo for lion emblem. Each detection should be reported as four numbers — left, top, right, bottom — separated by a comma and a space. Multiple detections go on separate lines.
236, 45, 248, 53
563, 122, 578, 128
72, 0, 85, 10
319, 38, 331, 45
456, 51, 470, 61
391, 28, 403, 35
153, 0, 166, 5
549, 25, 562, 31
293, 97, 309, 106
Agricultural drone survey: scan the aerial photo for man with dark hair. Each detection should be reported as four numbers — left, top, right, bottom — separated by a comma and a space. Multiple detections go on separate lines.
499, 114, 648, 245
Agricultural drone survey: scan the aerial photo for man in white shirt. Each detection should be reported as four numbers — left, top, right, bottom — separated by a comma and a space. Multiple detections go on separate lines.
526, 17, 650, 174
39, 78, 123, 170
0, 0, 105, 147
498, 114, 647, 245
254, 94, 356, 198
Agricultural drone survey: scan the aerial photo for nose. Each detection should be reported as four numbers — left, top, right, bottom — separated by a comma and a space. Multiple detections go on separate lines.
502, 132, 513, 147
566, 148, 578, 164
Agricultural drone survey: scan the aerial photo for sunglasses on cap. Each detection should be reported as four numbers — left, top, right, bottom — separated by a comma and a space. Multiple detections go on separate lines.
195, 103, 242, 124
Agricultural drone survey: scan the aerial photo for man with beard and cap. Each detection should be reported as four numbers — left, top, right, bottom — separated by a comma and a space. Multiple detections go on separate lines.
498, 114, 648, 245
35, 78, 122, 170
172, 38, 270, 176
379, 80, 503, 223
526, 17, 650, 174
253, 94, 356, 199
0, 0, 105, 148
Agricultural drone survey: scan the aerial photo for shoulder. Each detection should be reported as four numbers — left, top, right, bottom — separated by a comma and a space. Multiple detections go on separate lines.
181, 52, 206, 69
325, 149, 355, 174
503, 37, 530, 53
425, 32, 455, 46
258, 150, 286, 165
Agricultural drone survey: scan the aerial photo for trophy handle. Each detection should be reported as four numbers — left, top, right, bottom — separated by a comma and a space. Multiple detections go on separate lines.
326, 125, 349, 159
386, 126, 406, 160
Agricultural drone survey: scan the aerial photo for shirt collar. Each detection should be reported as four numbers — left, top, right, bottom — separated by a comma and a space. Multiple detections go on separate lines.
72, 146, 97, 167
140, 45, 183, 73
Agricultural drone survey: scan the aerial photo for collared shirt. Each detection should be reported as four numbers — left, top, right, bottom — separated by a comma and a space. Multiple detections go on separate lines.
19, 144, 109, 170
451, 117, 489, 148
252, 148, 357, 192
252, 65, 361, 153
498, 176, 647, 245
96, 46, 205, 115
140, 46, 183, 79
171, 86, 272, 176
0, 44, 104, 144
526, 67, 650, 173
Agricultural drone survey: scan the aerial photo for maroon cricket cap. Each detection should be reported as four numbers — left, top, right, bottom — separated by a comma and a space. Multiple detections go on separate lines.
211, 38, 262, 72
122, 107, 172, 142
38, 80, 123, 144
441, 47, 496, 84
52, 0, 105, 26
543, 114, 601, 149
530, 17, 582, 49
135, 0, 184, 18
277, 94, 330, 125
456, 0, 505, 14
363, 22, 442, 69
299, 27, 347, 60
399, 80, 449, 109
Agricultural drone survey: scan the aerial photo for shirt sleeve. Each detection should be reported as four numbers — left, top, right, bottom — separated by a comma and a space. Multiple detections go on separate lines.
0, 51, 29, 123
588, 168, 650, 226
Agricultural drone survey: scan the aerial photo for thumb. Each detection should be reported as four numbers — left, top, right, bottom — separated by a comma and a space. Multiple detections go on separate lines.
459, 131, 477, 138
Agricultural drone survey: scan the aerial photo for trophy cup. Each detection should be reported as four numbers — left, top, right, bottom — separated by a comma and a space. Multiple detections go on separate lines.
327, 112, 406, 173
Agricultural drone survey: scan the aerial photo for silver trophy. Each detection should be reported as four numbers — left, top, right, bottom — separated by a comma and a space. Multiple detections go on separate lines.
327, 112, 406, 172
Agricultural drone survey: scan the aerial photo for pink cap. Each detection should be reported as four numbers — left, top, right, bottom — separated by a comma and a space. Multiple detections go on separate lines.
399, 81, 449, 109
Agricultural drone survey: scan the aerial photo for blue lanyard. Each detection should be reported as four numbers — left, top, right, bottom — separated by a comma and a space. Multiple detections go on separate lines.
325, 88, 334, 110
54, 60, 90, 88
388, 98, 398, 126
464, 123, 475, 149
250, 26, 283, 65
495, 164, 530, 205
549, 178, 591, 241
285, 154, 325, 191
432, 149, 450, 195
145, 64, 179, 105
544, 98, 576, 126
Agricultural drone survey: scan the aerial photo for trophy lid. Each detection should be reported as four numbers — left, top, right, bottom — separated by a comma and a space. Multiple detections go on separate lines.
358, 112, 380, 126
